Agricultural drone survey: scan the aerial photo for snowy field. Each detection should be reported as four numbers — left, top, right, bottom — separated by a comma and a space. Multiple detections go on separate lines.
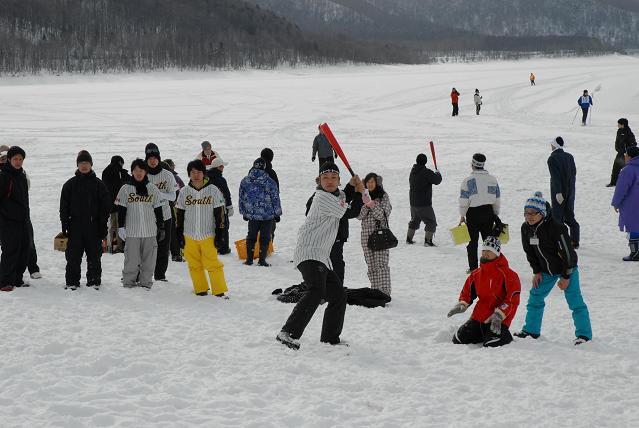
1, 55, 639, 427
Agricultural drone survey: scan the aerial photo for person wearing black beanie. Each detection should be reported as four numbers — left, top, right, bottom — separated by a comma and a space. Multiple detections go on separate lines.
608, 118, 637, 187
408, 153, 442, 246
145, 143, 178, 281
101, 155, 131, 253
60, 150, 111, 290
0, 145, 30, 291
259, 148, 280, 242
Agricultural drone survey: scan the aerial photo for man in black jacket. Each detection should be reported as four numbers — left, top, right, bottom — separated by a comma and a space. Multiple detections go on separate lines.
608, 118, 637, 187
407, 153, 442, 246
0, 146, 31, 291
101, 155, 130, 253
547, 137, 580, 248
260, 148, 280, 241
515, 192, 592, 345
207, 157, 233, 255
60, 151, 111, 290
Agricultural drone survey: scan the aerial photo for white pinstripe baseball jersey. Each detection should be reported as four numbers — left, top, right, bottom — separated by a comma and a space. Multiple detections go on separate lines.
176, 181, 226, 240
115, 183, 163, 238
293, 189, 348, 269
148, 168, 178, 221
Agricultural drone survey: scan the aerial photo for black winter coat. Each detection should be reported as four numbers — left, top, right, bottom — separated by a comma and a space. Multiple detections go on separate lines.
521, 216, 577, 279
306, 183, 362, 243
409, 164, 442, 207
207, 168, 232, 207
0, 162, 30, 223
547, 149, 576, 200
265, 161, 279, 190
615, 127, 637, 154
60, 170, 111, 239
101, 158, 131, 212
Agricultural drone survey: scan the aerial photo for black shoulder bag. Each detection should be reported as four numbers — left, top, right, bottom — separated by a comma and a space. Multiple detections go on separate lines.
367, 209, 398, 251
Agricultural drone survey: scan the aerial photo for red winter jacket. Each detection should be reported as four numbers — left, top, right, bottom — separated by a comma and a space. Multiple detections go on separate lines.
451, 90, 460, 104
458, 254, 521, 327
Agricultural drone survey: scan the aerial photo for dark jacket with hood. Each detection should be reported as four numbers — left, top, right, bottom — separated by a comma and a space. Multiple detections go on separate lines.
521, 215, 577, 279
101, 156, 131, 212
547, 148, 576, 201
60, 170, 111, 238
306, 183, 362, 243
615, 127, 637, 155
409, 164, 442, 207
0, 161, 30, 223
207, 167, 232, 207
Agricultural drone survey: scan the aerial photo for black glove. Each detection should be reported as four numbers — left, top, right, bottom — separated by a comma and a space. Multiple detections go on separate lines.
493, 216, 504, 236
176, 228, 185, 249
157, 227, 166, 242
274, 216, 280, 223
312, 156, 316, 162
243, 215, 249, 221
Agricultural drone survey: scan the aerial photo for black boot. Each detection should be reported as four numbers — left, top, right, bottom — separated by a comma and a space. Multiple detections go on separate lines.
424, 231, 436, 247
244, 240, 255, 265
406, 228, 416, 244
258, 241, 271, 267
623, 239, 639, 261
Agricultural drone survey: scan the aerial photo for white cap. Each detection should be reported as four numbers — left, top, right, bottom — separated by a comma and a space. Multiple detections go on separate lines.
210, 158, 228, 168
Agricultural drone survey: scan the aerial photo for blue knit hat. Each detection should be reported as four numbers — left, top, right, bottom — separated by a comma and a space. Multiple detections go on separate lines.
525, 191, 547, 216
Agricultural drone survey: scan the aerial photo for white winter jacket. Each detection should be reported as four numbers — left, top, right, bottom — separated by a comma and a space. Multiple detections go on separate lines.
459, 170, 500, 216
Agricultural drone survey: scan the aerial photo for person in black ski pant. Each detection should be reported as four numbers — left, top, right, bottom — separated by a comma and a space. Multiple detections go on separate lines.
276, 162, 352, 350
407, 153, 442, 246
547, 137, 580, 249
608, 118, 637, 187
260, 148, 280, 241
207, 157, 233, 255
0, 146, 31, 291
101, 155, 130, 253
60, 151, 111, 290
164, 159, 185, 262
312, 126, 337, 172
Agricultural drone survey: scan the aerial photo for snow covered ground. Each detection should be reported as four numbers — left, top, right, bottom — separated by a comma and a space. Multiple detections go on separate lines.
1, 54, 639, 427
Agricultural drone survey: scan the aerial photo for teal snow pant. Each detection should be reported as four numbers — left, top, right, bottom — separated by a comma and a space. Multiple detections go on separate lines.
522, 267, 592, 340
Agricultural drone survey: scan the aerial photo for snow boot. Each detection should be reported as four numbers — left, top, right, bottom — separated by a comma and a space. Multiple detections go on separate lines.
424, 231, 436, 247
244, 240, 255, 265
276, 331, 300, 350
406, 228, 416, 244
65, 284, 79, 291
574, 336, 590, 345
1, 285, 14, 292
258, 242, 271, 267
514, 330, 540, 339
623, 239, 639, 261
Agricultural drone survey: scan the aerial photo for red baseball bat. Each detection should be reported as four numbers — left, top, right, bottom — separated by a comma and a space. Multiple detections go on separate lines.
319, 123, 355, 176
429, 140, 438, 170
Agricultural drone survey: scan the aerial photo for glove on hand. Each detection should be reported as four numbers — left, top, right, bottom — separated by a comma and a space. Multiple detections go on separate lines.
226, 206, 234, 217
118, 227, 126, 241
447, 302, 468, 318
487, 311, 505, 335
157, 228, 166, 242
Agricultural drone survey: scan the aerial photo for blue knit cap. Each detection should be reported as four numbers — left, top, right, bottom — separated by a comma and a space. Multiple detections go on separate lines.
525, 191, 547, 216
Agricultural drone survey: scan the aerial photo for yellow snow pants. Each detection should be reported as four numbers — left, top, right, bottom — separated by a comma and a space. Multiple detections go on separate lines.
184, 237, 228, 295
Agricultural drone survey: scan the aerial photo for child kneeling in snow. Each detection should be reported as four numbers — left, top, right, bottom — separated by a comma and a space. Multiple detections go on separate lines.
276, 162, 352, 350
447, 236, 521, 347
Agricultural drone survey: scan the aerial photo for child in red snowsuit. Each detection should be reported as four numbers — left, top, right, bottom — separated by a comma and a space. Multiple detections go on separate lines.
447, 236, 521, 347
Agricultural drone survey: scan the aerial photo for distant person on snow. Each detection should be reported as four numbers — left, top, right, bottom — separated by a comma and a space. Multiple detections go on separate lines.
474, 89, 482, 115
530, 72, 536, 86
260, 147, 280, 242
578, 89, 593, 126
547, 137, 580, 249
196, 140, 220, 170
312, 126, 336, 172
451, 88, 460, 116
447, 236, 521, 347
60, 150, 111, 291
407, 153, 442, 246
102, 155, 130, 253
607, 118, 637, 187
459, 153, 502, 273
515, 192, 592, 345
611, 146, 639, 261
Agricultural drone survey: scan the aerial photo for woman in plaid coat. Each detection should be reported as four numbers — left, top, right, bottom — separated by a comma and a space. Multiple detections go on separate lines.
358, 173, 392, 297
